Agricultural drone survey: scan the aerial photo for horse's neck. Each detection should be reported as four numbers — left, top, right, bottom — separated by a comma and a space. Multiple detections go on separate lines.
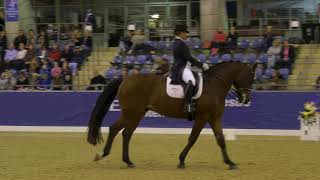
207, 63, 241, 94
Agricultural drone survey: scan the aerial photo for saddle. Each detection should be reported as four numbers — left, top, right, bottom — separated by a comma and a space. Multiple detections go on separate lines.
166, 72, 203, 99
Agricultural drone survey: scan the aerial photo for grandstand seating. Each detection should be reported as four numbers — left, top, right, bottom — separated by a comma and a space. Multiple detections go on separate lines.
73, 38, 306, 90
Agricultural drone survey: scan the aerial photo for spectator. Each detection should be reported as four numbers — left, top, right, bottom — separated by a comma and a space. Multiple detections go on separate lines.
267, 39, 281, 68
84, 9, 96, 32
227, 26, 239, 50
61, 61, 72, 78
263, 26, 275, 52
28, 73, 39, 89
316, 76, 320, 90
14, 30, 27, 48
36, 45, 48, 60
15, 72, 29, 90
72, 30, 83, 47
48, 43, 61, 62
51, 62, 62, 78
128, 29, 145, 55
37, 73, 51, 90
69, 46, 84, 75
27, 29, 36, 46
52, 77, 63, 90
37, 30, 49, 48
61, 44, 72, 62
6, 70, 17, 90
275, 40, 295, 71
0, 72, 8, 90
13, 43, 27, 70
211, 27, 227, 55
0, 11, 5, 31
0, 30, 7, 61
82, 30, 93, 56
118, 30, 134, 55
86, 69, 106, 90
39, 64, 50, 76
63, 74, 73, 90
4, 43, 18, 69
25, 44, 36, 70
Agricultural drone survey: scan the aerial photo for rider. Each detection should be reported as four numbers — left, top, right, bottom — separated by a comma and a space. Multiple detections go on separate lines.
170, 24, 210, 114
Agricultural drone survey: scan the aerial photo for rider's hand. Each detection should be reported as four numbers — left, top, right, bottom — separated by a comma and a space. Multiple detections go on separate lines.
202, 63, 210, 71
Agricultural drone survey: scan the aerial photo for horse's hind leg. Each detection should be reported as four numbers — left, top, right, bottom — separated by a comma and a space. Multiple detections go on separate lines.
94, 114, 125, 161
178, 117, 207, 168
208, 118, 238, 170
121, 111, 145, 168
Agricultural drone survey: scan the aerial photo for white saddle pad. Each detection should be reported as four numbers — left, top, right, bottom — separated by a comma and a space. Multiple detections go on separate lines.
166, 73, 203, 99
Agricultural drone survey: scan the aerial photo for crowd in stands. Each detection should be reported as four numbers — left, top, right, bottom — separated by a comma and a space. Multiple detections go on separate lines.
110, 25, 299, 90
0, 27, 93, 91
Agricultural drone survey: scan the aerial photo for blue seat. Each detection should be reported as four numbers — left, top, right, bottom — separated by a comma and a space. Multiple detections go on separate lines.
196, 54, 207, 63
209, 55, 219, 64
259, 53, 268, 64
157, 41, 166, 50
221, 54, 232, 62
250, 39, 263, 50
136, 55, 147, 64
264, 68, 275, 79
255, 68, 263, 80
238, 39, 250, 49
140, 68, 150, 74
246, 53, 257, 64
279, 68, 290, 79
233, 53, 244, 62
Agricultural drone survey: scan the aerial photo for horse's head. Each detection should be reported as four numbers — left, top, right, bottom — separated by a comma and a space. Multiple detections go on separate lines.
233, 63, 256, 104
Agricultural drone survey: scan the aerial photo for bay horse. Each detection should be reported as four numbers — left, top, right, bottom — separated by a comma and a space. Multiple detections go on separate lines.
87, 62, 256, 169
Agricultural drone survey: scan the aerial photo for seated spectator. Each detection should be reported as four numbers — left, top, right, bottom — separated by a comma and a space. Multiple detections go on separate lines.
52, 77, 63, 90
37, 73, 51, 90
29, 73, 39, 89
69, 46, 85, 76
48, 43, 61, 62
39, 64, 50, 76
61, 61, 72, 78
0, 72, 8, 90
118, 30, 134, 55
267, 39, 281, 68
36, 45, 48, 60
13, 43, 27, 70
27, 29, 36, 46
0, 30, 7, 61
211, 27, 227, 55
316, 76, 320, 90
82, 30, 92, 56
14, 30, 27, 48
4, 43, 17, 69
63, 74, 73, 90
86, 69, 106, 90
227, 26, 238, 50
61, 44, 72, 62
263, 26, 275, 52
37, 30, 49, 48
15, 72, 29, 90
51, 62, 62, 78
275, 40, 295, 71
2, 70, 16, 90
128, 29, 145, 55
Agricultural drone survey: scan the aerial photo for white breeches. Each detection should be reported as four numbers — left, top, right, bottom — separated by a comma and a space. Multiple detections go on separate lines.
182, 65, 196, 86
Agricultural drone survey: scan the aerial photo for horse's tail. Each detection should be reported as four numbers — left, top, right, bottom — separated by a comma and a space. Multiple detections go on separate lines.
87, 78, 123, 146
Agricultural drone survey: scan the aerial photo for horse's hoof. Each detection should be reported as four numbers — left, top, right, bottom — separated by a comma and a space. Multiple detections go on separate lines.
127, 163, 135, 168
93, 154, 103, 161
178, 163, 186, 169
229, 164, 238, 170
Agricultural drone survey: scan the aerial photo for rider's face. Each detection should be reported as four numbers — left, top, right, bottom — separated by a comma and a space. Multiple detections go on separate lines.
179, 32, 188, 40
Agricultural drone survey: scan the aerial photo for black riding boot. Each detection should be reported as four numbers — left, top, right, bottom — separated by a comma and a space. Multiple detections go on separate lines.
184, 81, 196, 121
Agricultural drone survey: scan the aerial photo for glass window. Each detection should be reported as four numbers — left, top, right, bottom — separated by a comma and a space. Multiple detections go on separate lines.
34, 6, 56, 23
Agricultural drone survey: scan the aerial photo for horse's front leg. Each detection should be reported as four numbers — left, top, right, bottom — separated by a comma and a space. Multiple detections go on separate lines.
208, 118, 238, 170
178, 117, 207, 168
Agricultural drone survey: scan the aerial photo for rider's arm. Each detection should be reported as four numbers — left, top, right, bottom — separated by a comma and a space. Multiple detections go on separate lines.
180, 43, 203, 68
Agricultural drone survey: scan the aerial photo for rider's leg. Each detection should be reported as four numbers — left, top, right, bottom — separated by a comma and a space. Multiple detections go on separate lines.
182, 66, 196, 113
